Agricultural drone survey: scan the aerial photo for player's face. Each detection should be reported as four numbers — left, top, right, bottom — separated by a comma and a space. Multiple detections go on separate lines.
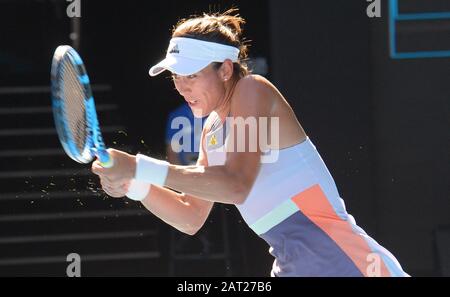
172, 64, 227, 118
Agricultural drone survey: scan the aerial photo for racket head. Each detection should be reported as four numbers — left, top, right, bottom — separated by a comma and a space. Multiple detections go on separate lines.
51, 45, 97, 164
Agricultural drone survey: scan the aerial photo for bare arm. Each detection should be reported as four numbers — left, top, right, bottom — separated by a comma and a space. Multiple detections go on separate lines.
139, 134, 214, 235
164, 154, 260, 205
140, 184, 213, 235
164, 77, 271, 205
93, 134, 214, 235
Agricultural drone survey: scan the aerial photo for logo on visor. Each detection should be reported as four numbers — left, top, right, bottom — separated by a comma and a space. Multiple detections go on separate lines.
169, 44, 180, 54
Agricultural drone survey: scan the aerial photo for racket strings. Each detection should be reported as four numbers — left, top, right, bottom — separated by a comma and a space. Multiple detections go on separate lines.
61, 59, 87, 154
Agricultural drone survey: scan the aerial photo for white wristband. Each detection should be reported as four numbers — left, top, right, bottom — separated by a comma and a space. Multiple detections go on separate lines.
126, 179, 151, 201
135, 154, 169, 186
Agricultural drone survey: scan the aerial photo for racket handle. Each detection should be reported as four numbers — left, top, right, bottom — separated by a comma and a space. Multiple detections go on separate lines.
97, 149, 114, 168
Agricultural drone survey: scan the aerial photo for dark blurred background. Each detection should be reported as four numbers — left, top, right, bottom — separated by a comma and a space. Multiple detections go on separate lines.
0, 0, 449, 276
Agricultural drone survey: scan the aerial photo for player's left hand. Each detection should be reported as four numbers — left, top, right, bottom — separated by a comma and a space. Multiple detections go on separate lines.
99, 177, 130, 198
92, 148, 136, 193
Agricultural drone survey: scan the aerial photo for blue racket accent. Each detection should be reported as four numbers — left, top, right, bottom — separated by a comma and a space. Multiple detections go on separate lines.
79, 74, 90, 84
72, 52, 84, 65
51, 45, 113, 168
86, 97, 113, 167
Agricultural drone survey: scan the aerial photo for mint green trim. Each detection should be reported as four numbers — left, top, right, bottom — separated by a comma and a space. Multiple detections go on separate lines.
250, 199, 298, 235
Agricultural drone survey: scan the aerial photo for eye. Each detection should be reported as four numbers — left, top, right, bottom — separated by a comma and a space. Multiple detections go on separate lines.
186, 74, 197, 79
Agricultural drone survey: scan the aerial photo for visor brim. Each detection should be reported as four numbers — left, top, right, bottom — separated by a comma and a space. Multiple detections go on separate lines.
149, 55, 211, 77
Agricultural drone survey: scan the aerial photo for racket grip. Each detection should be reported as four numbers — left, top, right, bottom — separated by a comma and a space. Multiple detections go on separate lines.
97, 149, 114, 168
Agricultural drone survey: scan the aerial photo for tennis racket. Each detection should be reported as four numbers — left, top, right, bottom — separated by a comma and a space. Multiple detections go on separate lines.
51, 45, 113, 168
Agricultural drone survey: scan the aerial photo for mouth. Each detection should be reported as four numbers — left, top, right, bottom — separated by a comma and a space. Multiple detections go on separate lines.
186, 99, 199, 106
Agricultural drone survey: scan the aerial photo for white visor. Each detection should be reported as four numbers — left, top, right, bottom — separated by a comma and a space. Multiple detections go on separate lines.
149, 37, 240, 76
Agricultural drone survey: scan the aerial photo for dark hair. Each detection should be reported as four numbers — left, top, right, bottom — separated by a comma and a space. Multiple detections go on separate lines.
172, 8, 250, 79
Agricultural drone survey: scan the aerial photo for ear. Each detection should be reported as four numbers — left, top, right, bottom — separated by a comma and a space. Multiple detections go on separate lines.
219, 59, 234, 82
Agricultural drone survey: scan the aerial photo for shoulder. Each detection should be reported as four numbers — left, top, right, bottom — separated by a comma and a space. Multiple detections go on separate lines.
231, 74, 276, 116
235, 74, 272, 93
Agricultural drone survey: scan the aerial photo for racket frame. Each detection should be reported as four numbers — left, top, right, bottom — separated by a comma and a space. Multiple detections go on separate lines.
51, 45, 112, 166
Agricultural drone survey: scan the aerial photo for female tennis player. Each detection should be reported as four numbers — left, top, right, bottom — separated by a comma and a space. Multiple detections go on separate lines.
92, 9, 409, 277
